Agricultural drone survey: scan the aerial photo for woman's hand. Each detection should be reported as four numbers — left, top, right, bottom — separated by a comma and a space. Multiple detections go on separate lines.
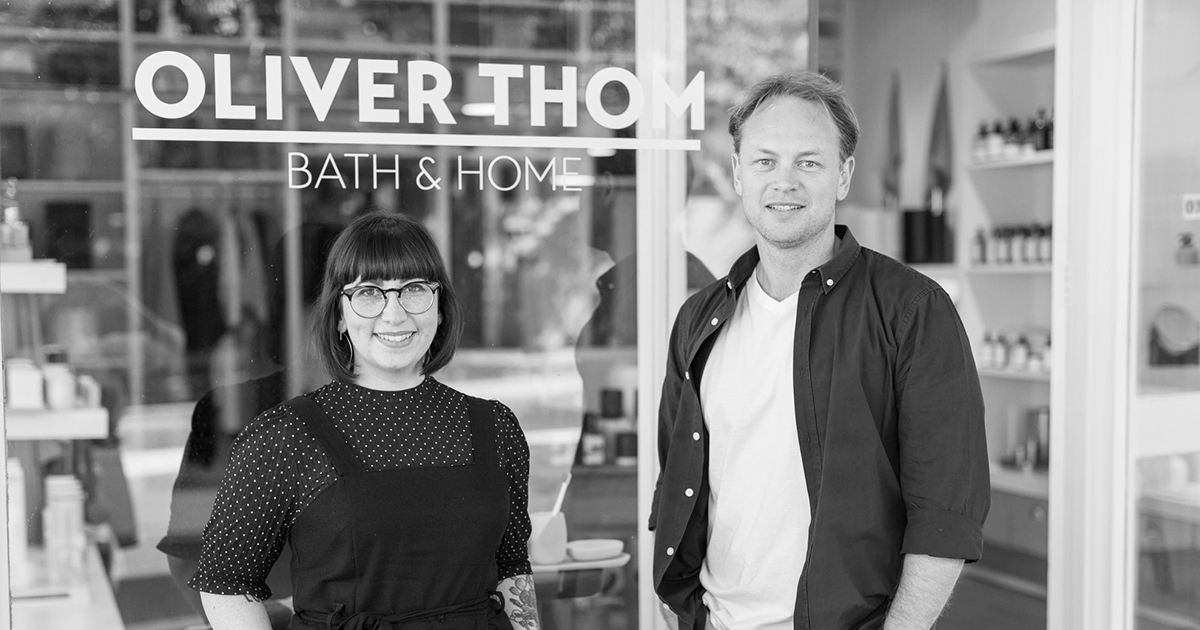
498, 574, 541, 630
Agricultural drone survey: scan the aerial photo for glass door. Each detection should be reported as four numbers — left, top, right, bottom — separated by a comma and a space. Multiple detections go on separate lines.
1130, 0, 1200, 627
1, 1, 813, 629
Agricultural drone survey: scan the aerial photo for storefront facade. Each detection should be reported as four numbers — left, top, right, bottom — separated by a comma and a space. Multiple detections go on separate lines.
1, 0, 1199, 628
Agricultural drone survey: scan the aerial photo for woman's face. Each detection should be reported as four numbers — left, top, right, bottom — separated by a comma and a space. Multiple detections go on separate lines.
338, 277, 440, 390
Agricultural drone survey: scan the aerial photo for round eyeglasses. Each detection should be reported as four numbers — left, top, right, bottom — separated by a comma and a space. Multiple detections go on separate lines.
340, 281, 441, 318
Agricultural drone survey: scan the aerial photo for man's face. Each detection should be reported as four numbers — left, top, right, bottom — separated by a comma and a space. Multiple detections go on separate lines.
732, 95, 855, 252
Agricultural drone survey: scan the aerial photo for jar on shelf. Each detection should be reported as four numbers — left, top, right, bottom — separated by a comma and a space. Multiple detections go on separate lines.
41, 346, 76, 410
43, 474, 87, 587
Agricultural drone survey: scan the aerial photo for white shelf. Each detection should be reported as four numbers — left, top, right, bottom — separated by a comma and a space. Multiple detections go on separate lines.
12, 544, 125, 630
0, 27, 121, 43
0, 261, 67, 294
9, 180, 126, 195
978, 367, 1051, 383
974, 29, 1056, 65
140, 169, 286, 185
990, 463, 1049, 500
970, 150, 1054, 170
4, 407, 109, 441
968, 263, 1052, 275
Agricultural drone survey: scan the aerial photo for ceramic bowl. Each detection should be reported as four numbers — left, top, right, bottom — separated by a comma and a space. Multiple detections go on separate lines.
566, 539, 624, 562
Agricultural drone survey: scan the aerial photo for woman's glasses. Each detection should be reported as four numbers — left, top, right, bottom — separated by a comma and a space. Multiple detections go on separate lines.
341, 281, 440, 318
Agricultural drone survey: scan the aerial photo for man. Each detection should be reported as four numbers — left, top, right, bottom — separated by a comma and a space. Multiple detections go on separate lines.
649, 72, 989, 630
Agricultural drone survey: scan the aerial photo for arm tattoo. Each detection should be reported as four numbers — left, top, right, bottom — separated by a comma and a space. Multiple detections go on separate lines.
505, 574, 541, 630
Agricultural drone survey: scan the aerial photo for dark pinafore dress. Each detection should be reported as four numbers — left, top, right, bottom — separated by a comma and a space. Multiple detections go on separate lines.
283, 394, 517, 630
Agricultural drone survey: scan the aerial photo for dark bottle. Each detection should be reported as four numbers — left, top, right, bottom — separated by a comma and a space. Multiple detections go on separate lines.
1032, 107, 1051, 151
1023, 118, 1039, 155
1045, 109, 1055, 150
971, 228, 988, 264
988, 120, 1006, 158
973, 122, 990, 162
1004, 117, 1024, 158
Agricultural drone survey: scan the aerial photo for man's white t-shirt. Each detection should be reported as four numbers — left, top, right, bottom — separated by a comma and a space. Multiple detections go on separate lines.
699, 268, 811, 630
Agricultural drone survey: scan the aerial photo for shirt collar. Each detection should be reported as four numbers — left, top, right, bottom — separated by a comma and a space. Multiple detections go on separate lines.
724, 224, 862, 296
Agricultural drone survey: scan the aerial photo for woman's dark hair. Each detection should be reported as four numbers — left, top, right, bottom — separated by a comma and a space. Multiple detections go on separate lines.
312, 211, 463, 383
728, 71, 860, 164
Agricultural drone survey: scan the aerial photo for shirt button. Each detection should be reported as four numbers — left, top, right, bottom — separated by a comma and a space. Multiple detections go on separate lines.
685, 488, 694, 497
826, 278, 834, 287
667, 547, 675, 556
710, 317, 719, 326
726, 280, 733, 289
684, 371, 690, 381
692, 432, 700, 440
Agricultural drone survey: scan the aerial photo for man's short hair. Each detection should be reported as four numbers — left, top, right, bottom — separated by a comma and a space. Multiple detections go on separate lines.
728, 72, 860, 163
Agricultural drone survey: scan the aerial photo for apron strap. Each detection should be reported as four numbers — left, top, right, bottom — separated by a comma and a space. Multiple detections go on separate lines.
284, 395, 366, 475
465, 396, 499, 469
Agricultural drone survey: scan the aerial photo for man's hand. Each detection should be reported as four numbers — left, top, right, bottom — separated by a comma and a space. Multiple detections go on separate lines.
659, 601, 680, 630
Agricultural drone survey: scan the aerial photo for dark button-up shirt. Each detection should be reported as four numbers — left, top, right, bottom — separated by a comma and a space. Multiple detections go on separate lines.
650, 225, 990, 630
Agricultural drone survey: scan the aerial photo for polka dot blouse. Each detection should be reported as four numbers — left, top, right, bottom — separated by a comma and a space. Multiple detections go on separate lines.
189, 377, 532, 600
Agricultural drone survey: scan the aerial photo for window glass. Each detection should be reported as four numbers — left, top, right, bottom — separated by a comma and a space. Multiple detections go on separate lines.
1, 1, 808, 627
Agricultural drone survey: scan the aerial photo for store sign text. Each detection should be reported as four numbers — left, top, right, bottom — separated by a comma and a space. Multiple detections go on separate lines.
288, 153, 590, 192
134, 52, 705, 131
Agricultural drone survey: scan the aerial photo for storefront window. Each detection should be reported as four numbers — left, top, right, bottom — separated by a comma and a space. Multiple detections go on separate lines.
1, 0, 808, 627
1132, 0, 1200, 626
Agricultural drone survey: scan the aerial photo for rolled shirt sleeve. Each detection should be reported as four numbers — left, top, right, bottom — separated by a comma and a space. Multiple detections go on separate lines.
894, 287, 990, 561
188, 410, 299, 600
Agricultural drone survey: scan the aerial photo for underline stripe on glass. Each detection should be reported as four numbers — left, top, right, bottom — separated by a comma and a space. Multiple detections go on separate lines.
131, 128, 700, 151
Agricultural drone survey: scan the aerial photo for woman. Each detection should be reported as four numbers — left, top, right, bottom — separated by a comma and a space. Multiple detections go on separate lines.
191, 212, 540, 630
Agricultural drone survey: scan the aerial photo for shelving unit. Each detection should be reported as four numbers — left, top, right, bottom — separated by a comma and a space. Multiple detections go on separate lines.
5, 408, 109, 441
0, 0, 638, 405
969, 150, 1054, 170
968, 263, 1053, 275
0, 261, 67, 294
978, 367, 1051, 383
959, 19, 1058, 589
991, 463, 1050, 500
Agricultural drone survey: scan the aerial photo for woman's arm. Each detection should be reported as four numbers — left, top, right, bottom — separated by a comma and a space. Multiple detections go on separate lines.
498, 574, 541, 630
201, 592, 273, 630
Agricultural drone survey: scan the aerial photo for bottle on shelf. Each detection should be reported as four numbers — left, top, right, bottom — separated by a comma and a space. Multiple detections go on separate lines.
43, 474, 87, 588
1032, 107, 1051, 151
1022, 117, 1039, 156
41, 346, 76, 410
1045, 109, 1055, 150
981, 330, 996, 368
5, 358, 45, 410
987, 120, 1006, 159
1177, 233, 1199, 266
1011, 227, 1027, 264
8, 458, 29, 588
1025, 226, 1041, 263
1, 178, 33, 263
1039, 223, 1053, 262
1010, 333, 1031, 371
973, 122, 990, 162
971, 229, 988, 265
1003, 117, 1024, 158
994, 332, 1010, 369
